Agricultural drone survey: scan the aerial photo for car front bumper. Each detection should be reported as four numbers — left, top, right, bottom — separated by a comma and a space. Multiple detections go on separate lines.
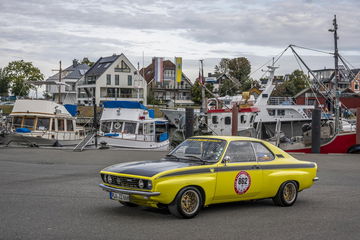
99, 183, 161, 196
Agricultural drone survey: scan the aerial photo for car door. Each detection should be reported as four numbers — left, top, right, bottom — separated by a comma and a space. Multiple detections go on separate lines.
214, 141, 263, 201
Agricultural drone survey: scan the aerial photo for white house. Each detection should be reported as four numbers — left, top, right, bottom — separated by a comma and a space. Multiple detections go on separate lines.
46, 59, 90, 104
76, 54, 147, 105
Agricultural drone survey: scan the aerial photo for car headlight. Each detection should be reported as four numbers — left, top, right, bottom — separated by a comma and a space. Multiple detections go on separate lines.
107, 175, 113, 184
147, 181, 152, 189
138, 179, 144, 189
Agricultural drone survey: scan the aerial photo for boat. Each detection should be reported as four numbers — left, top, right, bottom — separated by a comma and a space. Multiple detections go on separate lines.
4, 99, 87, 146
206, 92, 259, 136
98, 101, 170, 150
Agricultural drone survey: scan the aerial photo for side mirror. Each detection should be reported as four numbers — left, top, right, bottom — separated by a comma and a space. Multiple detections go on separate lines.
223, 156, 230, 166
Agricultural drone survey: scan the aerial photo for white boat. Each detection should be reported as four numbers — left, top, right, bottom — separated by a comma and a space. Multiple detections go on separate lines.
6, 99, 86, 146
98, 101, 170, 150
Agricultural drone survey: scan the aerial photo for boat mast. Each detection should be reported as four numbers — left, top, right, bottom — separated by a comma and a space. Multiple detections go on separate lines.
200, 59, 206, 113
329, 15, 340, 133
58, 61, 62, 104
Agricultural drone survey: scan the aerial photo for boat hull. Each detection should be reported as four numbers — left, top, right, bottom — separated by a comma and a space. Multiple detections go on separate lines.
99, 136, 169, 151
283, 132, 357, 154
2, 134, 84, 147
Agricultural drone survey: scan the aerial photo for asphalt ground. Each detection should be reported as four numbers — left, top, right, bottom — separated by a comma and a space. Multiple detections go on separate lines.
0, 147, 359, 240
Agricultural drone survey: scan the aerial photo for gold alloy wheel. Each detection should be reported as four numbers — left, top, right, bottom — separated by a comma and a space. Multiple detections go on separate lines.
283, 182, 296, 203
181, 190, 200, 215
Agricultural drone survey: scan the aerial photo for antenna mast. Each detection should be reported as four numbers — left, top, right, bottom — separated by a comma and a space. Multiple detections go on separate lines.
329, 15, 340, 133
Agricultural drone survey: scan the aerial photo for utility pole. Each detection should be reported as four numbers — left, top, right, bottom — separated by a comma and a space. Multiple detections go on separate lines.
329, 15, 340, 133
200, 60, 206, 113
52, 61, 62, 104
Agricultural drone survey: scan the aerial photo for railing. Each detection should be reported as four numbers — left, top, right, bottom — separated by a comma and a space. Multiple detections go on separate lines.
268, 97, 295, 105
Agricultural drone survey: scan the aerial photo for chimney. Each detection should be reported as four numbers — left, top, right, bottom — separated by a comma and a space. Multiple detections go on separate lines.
73, 59, 79, 67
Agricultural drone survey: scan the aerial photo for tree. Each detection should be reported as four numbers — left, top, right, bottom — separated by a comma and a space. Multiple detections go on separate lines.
215, 57, 252, 93
214, 58, 230, 74
227, 57, 251, 84
81, 57, 94, 67
0, 68, 10, 96
272, 70, 309, 97
4, 60, 44, 96
218, 78, 239, 96
191, 81, 214, 104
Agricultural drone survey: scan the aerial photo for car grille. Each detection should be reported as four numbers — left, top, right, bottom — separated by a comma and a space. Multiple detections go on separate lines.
102, 174, 139, 189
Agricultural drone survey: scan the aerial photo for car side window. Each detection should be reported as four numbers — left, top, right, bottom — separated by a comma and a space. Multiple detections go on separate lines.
252, 142, 274, 161
225, 141, 256, 162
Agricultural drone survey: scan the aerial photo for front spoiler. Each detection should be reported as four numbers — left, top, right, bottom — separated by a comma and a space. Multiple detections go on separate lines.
99, 183, 160, 196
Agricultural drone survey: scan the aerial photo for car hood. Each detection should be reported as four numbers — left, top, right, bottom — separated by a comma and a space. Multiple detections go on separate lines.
102, 160, 198, 177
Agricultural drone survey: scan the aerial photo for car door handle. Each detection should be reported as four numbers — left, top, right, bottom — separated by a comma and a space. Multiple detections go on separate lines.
251, 165, 260, 169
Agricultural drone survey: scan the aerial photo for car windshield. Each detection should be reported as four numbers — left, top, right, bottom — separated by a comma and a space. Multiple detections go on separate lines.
167, 138, 227, 163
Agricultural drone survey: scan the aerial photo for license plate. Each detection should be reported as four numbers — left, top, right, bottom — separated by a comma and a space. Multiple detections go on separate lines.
110, 192, 130, 202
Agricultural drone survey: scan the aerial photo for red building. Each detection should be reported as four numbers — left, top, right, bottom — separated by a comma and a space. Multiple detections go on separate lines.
294, 88, 360, 111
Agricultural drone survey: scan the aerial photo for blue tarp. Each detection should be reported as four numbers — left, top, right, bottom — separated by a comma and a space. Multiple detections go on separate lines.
148, 109, 155, 118
104, 133, 119, 137
16, 128, 31, 133
159, 132, 169, 142
64, 104, 78, 117
103, 101, 147, 110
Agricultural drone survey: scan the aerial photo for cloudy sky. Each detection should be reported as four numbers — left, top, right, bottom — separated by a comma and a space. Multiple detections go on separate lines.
0, 0, 359, 81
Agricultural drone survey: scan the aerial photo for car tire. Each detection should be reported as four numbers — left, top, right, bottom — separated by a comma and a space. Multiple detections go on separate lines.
119, 201, 138, 207
168, 186, 203, 219
272, 181, 298, 207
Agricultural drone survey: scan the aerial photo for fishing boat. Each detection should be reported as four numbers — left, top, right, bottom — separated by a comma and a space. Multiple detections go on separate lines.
5, 99, 86, 146
98, 101, 170, 150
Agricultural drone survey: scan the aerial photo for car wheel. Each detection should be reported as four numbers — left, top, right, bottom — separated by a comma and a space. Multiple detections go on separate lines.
273, 181, 298, 207
119, 201, 138, 207
168, 187, 203, 219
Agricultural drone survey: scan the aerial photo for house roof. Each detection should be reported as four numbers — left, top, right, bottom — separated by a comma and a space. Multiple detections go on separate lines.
85, 54, 120, 77
46, 63, 90, 81
140, 59, 192, 86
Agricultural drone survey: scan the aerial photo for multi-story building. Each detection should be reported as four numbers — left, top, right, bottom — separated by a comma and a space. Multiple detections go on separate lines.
141, 60, 193, 105
312, 66, 354, 91
77, 54, 147, 105
46, 59, 90, 104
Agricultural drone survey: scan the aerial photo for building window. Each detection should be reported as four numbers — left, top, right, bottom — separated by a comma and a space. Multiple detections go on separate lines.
128, 75, 132, 86
355, 83, 359, 90
114, 61, 131, 72
115, 75, 119, 85
106, 74, 111, 85
120, 88, 132, 98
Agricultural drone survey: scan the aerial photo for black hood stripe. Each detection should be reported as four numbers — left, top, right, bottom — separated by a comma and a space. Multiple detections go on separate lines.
158, 163, 316, 178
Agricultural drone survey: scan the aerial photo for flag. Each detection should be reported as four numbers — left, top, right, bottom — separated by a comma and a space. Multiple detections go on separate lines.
154, 57, 163, 82
175, 57, 182, 83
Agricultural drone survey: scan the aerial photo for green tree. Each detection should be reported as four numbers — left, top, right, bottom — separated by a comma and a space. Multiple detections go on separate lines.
214, 58, 230, 74
272, 70, 309, 97
215, 57, 252, 93
228, 57, 251, 84
191, 81, 214, 104
0, 68, 11, 96
4, 60, 44, 96
218, 78, 239, 96
81, 57, 94, 67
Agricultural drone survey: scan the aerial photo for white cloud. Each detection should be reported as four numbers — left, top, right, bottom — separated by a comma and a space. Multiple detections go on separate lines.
0, 0, 359, 81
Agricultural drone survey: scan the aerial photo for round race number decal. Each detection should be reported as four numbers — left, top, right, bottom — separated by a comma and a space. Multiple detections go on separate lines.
234, 171, 251, 194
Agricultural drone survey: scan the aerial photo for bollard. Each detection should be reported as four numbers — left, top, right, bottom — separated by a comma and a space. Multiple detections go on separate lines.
357, 108, 360, 144
93, 97, 98, 148
185, 108, 194, 139
311, 108, 321, 153
232, 105, 238, 136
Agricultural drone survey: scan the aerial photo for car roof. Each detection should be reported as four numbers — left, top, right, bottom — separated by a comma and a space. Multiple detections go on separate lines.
190, 135, 263, 142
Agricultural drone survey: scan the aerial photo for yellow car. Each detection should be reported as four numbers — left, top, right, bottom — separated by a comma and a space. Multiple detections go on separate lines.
99, 136, 318, 218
